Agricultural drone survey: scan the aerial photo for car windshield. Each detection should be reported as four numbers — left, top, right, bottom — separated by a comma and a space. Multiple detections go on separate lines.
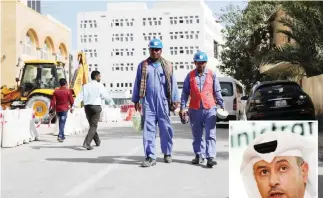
254, 83, 301, 97
220, 82, 234, 96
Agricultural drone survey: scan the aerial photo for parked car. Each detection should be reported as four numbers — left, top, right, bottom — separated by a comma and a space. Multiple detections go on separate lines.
241, 80, 315, 120
217, 77, 245, 121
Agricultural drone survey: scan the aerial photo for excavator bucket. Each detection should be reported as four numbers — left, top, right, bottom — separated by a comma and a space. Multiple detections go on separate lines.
70, 52, 89, 97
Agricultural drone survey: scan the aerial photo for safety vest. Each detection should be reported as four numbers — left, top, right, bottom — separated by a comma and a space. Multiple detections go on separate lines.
189, 70, 216, 110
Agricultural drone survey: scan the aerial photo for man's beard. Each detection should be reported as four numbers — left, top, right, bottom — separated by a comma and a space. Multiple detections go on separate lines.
96, 79, 101, 82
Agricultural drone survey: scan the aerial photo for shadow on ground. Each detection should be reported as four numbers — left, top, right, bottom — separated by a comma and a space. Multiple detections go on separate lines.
172, 150, 228, 160
216, 124, 229, 129
45, 151, 229, 166
31, 145, 85, 151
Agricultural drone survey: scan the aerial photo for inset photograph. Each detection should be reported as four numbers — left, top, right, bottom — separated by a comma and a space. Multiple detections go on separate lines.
229, 121, 318, 198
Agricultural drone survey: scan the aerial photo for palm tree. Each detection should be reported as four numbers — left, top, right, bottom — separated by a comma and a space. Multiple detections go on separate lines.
260, 1, 323, 78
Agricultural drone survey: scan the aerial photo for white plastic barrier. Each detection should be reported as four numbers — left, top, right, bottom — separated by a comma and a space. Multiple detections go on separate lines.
53, 108, 89, 136
1, 109, 37, 148
100, 106, 122, 122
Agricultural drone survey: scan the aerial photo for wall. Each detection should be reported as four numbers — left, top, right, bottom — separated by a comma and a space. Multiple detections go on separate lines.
1, 1, 71, 87
302, 74, 323, 119
1, 1, 18, 87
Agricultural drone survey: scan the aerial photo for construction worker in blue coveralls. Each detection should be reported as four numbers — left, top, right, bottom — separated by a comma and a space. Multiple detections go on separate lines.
132, 38, 180, 167
179, 51, 225, 168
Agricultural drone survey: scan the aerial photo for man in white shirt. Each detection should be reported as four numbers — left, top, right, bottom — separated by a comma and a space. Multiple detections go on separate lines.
72, 71, 115, 150
240, 132, 316, 198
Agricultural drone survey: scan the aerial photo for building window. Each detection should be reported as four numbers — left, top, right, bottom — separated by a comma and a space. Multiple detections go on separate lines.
41, 42, 49, 60
23, 34, 33, 55
56, 48, 63, 62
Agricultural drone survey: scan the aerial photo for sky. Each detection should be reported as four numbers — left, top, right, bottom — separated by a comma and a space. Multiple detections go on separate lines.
40, 0, 248, 52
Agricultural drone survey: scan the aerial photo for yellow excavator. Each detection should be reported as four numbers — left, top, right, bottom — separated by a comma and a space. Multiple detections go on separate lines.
0, 52, 89, 123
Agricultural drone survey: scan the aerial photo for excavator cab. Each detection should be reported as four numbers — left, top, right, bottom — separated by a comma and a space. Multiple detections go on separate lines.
10, 60, 67, 122
1, 52, 88, 123
19, 60, 65, 97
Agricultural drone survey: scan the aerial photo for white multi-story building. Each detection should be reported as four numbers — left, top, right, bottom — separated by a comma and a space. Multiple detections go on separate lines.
77, 0, 224, 105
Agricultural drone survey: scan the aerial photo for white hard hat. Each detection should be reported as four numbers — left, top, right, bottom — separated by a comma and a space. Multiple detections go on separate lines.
240, 132, 316, 198
217, 108, 229, 119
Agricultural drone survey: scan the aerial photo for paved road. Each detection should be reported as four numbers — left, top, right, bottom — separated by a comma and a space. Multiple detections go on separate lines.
1, 121, 229, 198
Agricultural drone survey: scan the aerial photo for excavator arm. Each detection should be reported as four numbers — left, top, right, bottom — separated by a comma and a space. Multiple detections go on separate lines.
70, 52, 89, 97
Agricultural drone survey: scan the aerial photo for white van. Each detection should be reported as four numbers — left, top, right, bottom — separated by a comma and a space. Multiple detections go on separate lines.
217, 77, 245, 121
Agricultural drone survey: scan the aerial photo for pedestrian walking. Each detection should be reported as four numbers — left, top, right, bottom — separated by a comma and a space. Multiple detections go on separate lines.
72, 71, 115, 150
132, 38, 180, 167
179, 51, 225, 168
49, 78, 74, 142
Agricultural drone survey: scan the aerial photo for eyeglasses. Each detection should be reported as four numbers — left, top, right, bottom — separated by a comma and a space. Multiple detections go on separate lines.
196, 61, 207, 65
150, 48, 162, 52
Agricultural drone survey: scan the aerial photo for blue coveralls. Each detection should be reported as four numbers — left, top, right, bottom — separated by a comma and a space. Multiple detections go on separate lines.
180, 68, 224, 159
132, 60, 180, 159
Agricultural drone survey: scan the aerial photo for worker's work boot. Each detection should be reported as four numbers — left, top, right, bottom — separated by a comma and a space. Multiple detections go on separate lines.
141, 157, 156, 167
192, 154, 204, 164
164, 155, 172, 163
206, 157, 217, 168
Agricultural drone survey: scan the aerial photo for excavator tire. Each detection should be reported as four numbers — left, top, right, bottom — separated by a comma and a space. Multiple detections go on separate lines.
25, 95, 51, 124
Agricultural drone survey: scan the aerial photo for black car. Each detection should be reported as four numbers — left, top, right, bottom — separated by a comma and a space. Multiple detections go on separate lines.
241, 80, 315, 120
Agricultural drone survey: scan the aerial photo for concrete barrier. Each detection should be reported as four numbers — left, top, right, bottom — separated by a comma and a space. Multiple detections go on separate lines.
52, 108, 89, 136
100, 106, 122, 122
1, 109, 37, 148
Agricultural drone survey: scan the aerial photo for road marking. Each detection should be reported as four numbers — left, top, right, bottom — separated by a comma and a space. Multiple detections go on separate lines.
65, 145, 142, 197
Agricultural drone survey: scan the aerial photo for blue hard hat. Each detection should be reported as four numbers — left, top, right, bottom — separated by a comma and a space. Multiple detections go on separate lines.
193, 51, 208, 62
148, 39, 163, 49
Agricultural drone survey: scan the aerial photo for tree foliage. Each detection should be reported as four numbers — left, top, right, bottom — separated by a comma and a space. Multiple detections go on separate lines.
219, 1, 281, 91
260, 1, 323, 77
